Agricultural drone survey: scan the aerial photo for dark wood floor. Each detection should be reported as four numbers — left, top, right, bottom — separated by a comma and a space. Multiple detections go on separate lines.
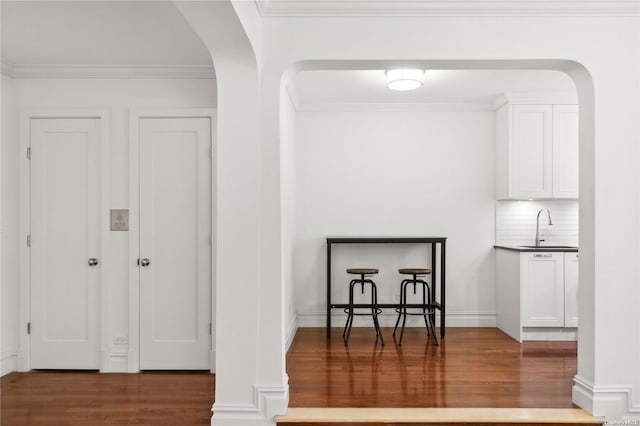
0, 370, 215, 425
1, 327, 577, 425
287, 327, 577, 408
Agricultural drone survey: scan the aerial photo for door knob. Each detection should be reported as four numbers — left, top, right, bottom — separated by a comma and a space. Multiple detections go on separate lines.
140, 258, 150, 267
88, 258, 99, 267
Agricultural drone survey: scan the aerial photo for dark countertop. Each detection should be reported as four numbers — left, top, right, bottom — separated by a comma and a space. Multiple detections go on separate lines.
494, 244, 578, 252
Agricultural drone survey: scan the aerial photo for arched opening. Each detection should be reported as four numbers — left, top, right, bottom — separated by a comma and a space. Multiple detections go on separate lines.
281, 59, 594, 410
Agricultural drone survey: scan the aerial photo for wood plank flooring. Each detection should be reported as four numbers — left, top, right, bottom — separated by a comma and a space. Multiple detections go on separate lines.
1, 327, 579, 425
0, 370, 215, 426
287, 327, 577, 408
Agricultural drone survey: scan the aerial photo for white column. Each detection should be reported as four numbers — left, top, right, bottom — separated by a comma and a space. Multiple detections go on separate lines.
175, 2, 288, 425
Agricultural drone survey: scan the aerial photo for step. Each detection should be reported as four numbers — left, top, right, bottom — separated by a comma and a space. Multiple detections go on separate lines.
277, 408, 602, 425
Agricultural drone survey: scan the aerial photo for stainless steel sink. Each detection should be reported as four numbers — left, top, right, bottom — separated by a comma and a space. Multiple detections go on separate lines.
521, 245, 578, 249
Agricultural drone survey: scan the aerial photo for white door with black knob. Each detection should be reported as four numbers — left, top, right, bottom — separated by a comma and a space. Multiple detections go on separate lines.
138, 117, 212, 370
30, 117, 102, 369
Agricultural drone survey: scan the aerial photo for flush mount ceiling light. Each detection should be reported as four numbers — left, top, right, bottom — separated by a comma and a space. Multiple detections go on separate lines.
385, 69, 424, 91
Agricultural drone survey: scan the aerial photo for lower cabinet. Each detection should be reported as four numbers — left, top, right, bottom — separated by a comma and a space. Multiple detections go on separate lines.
496, 249, 578, 342
564, 252, 579, 328
522, 252, 565, 327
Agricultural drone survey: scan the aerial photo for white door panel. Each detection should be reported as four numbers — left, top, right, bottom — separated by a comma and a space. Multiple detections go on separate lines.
512, 105, 553, 198
139, 117, 211, 370
521, 252, 564, 327
552, 105, 579, 198
30, 118, 101, 369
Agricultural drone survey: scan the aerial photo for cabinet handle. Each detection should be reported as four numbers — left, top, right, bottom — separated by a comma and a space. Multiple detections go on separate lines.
534, 254, 553, 258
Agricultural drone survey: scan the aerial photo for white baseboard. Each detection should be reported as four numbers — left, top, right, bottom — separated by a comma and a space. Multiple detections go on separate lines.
111, 351, 129, 372
296, 310, 496, 328
523, 327, 577, 341
127, 349, 139, 373
212, 383, 289, 426
573, 375, 640, 421
1, 351, 18, 376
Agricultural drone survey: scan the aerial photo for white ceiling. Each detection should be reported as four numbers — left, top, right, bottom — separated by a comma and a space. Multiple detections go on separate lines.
1, 1, 212, 66
1, 1, 577, 105
291, 69, 576, 106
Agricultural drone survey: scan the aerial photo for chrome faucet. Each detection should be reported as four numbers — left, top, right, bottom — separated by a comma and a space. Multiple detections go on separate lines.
535, 208, 553, 247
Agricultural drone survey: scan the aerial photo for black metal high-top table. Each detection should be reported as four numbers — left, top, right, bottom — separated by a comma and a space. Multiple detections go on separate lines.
326, 237, 447, 339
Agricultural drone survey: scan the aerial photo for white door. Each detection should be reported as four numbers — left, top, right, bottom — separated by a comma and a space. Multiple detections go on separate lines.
139, 117, 212, 370
30, 118, 101, 369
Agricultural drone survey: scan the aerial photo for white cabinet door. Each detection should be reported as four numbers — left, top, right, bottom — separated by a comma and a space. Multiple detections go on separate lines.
521, 252, 564, 327
511, 105, 553, 199
564, 253, 579, 327
139, 117, 212, 370
552, 105, 579, 198
30, 118, 101, 369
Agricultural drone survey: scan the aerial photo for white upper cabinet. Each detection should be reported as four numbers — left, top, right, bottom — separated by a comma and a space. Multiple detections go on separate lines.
553, 105, 579, 198
496, 102, 578, 200
511, 105, 553, 198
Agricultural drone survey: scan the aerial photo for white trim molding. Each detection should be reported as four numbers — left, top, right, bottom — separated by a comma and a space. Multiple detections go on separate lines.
285, 317, 298, 351
573, 375, 640, 420
1, 63, 215, 79
296, 310, 497, 328
212, 383, 289, 426
493, 92, 579, 109
255, 0, 640, 17
293, 101, 495, 113
1, 57, 14, 76
1, 351, 18, 377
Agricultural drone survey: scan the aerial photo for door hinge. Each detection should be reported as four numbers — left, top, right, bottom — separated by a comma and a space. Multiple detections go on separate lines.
27, 322, 31, 334
27, 147, 31, 160
27, 234, 31, 247
209, 323, 212, 335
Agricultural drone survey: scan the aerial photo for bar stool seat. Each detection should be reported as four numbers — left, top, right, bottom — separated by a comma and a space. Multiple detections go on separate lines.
343, 268, 384, 346
347, 268, 379, 275
393, 268, 438, 346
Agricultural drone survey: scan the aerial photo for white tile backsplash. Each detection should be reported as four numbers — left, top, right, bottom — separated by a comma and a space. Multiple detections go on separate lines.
496, 200, 579, 247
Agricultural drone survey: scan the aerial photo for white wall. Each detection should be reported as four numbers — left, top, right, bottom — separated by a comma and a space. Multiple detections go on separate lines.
294, 110, 496, 327
281, 89, 297, 347
4, 76, 216, 373
1, 73, 19, 375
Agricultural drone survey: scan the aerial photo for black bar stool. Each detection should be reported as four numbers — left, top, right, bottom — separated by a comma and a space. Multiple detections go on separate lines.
343, 268, 384, 346
393, 268, 438, 346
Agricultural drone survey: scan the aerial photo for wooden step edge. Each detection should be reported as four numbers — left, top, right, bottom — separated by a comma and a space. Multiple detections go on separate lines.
277, 408, 602, 424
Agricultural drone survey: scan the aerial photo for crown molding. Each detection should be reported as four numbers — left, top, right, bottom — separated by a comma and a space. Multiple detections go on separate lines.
255, 0, 640, 17
493, 91, 578, 109
1, 63, 216, 79
1, 58, 15, 77
294, 101, 495, 112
